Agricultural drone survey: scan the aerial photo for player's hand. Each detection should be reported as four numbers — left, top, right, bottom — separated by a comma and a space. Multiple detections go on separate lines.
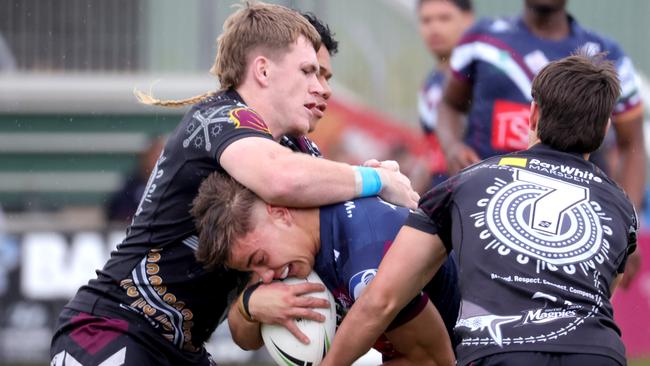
248, 281, 330, 344
376, 167, 420, 209
620, 251, 642, 289
363, 159, 400, 172
444, 142, 480, 176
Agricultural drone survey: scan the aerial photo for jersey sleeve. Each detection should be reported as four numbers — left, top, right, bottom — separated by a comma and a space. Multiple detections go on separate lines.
603, 40, 642, 117
449, 18, 492, 83
404, 175, 460, 252
617, 206, 639, 273
179, 103, 274, 163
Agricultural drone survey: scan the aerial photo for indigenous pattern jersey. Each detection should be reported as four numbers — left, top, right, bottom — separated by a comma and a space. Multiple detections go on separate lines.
450, 15, 641, 160
66, 89, 316, 353
406, 144, 638, 366
314, 197, 460, 342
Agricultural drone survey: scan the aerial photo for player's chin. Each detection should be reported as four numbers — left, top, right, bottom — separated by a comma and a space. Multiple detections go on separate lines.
307, 118, 319, 133
288, 117, 310, 136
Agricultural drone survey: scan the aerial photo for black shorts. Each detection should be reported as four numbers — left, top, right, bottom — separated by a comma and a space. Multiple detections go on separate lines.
51, 308, 215, 366
468, 351, 623, 366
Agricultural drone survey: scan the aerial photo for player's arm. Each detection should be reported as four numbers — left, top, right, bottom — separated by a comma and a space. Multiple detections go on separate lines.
321, 227, 448, 366
220, 137, 419, 208
610, 273, 624, 295
382, 301, 455, 366
228, 280, 330, 349
612, 106, 646, 209
437, 76, 480, 176
227, 297, 263, 350
612, 106, 645, 289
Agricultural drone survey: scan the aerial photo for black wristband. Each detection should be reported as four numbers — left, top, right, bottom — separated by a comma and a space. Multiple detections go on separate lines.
242, 282, 263, 320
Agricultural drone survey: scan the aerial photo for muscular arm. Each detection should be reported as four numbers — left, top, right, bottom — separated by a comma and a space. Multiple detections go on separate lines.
382, 301, 455, 366
437, 76, 479, 176
220, 137, 419, 208
321, 227, 448, 366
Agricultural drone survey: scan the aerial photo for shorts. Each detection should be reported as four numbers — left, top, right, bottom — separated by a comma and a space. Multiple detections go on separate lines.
468, 351, 623, 366
50, 308, 215, 366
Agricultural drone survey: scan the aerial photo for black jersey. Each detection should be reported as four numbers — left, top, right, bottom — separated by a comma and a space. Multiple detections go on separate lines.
66, 89, 286, 353
406, 144, 638, 366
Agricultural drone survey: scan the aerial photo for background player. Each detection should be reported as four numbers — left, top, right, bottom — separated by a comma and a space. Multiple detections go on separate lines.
436, 0, 645, 287
322, 53, 638, 366
191, 172, 459, 366
417, 0, 474, 187
50, 3, 418, 365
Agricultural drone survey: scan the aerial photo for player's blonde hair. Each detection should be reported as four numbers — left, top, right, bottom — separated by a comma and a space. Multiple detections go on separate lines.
135, 1, 321, 108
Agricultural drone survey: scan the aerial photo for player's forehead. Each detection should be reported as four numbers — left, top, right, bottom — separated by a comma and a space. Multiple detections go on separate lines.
282, 35, 319, 68
228, 232, 261, 269
419, 0, 461, 15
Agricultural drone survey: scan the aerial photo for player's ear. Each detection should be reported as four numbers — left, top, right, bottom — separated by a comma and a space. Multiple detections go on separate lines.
252, 56, 270, 87
529, 101, 539, 133
266, 205, 292, 226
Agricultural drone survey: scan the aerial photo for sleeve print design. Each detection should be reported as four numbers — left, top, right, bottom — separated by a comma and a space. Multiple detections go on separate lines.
229, 107, 271, 134
184, 105, 235, 151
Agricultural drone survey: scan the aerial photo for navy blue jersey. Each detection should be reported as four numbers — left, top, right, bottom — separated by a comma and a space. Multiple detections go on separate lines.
62, 89, 323, 356
450, 15, 640, 161
406, 144, 638, 366
419, 68, 449, 185
419, 68, 446, 136
314, 197, 460, 346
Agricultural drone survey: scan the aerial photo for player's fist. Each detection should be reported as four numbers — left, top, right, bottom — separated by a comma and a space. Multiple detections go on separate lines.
376, 167, 420, 209
363, 159, 400, 172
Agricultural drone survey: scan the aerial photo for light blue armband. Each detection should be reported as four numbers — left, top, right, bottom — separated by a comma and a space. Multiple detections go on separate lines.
355, 166, 382, 197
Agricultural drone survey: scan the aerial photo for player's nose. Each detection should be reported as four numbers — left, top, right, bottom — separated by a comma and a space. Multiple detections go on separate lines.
310, 74, 324, 95
255, 268, 275, 284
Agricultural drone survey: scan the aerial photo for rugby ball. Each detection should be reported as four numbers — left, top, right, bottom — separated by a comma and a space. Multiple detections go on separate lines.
261, 271, 336, 366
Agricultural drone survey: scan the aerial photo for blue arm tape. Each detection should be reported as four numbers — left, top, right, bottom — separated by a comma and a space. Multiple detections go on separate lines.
357, 166, 382, 197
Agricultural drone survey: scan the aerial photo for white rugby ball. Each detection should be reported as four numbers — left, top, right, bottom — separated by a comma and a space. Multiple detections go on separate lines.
261, 271, 336, 366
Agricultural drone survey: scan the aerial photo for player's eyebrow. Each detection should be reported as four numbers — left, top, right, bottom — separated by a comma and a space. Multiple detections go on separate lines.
302, 62, 319, 74
320, 65, 333, 80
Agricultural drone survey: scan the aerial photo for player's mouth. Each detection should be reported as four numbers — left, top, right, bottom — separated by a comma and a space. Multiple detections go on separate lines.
313, 103, 326, 119
304, 102, 322, 118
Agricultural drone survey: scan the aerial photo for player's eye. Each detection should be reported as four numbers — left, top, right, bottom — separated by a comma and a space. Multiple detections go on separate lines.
255, 254, 266, 266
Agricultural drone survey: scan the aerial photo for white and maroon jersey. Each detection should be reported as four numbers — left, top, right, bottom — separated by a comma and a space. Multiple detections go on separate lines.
450, 16, 641, 161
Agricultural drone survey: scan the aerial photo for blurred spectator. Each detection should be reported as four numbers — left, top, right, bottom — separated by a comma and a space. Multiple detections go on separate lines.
105, 136, 165, 224
0, 32, 16, 71
436, 0, 646, 288
417, 0, 474, 188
